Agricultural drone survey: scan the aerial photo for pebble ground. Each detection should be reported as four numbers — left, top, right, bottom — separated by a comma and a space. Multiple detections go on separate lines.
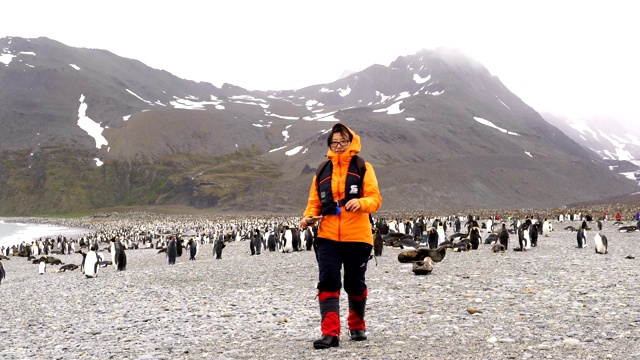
1, 220, 639, 359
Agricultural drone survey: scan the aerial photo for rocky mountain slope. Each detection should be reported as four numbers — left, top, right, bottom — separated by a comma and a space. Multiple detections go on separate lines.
0, 37, 637, 215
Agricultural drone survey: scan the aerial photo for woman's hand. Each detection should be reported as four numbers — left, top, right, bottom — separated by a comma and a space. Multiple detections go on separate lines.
345, 199, 361, 212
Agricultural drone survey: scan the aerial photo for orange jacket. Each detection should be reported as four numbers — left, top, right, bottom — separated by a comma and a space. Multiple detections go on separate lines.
303, 124, 382, 245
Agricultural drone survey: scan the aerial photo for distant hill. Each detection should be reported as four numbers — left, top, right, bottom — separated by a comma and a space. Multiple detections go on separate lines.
0, 36, 637, 216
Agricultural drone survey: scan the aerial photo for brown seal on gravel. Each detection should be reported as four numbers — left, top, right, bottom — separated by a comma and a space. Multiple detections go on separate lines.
398, 246, 446, 263
412, 257, 434, 275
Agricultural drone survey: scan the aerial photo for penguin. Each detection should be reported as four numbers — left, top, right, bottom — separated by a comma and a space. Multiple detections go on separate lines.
253, 229, 263, 255
469, 227, 481, 250
213, 234, 226, 259
281, 228, 294, 253
523, 224, 531, 249
577, 220, 588, 248
515, 224, 529, 251
436, 225, 446, 247
167, 237, 177, 265
594, 233, 608, 254
109, 238, 116, 265
304, 228, 314, 251
485, 218, 493, 235
267, 231, 278, 252
529, 221, 539, 247
373, 228, 384, 257
114, 238, 127, 271
576, 229, 587, 248
39, 260, 46, 275
497, 223, 509, 250
0, 261, 5, 284
249, 232, 256, 255
292, 228, 301, 251
82, 245, 100, 278
542, 219, 551, 237
188, 238, 199, 260
427, 227, 439, 249
176, 238, 184, 257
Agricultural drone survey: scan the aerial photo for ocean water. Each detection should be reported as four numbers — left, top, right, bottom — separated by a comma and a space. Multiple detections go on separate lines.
0, 220, 90, 248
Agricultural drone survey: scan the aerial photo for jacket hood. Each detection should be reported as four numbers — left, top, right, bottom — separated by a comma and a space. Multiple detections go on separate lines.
326, 122, 361, 159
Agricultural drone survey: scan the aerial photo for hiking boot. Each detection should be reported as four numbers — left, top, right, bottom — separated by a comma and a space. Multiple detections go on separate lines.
313, 335, 339, 349
349, 330, 367, 341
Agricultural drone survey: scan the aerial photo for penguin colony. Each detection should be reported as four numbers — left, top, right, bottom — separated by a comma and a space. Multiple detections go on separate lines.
0, 209, 635, 284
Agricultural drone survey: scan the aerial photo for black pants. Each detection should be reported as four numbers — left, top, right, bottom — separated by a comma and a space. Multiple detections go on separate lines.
315, 237, 372, 295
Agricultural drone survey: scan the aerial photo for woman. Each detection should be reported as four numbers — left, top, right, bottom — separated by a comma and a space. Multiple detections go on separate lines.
299, 123, 382, 349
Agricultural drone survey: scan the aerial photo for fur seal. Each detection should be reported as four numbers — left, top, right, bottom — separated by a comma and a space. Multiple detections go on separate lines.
453, 239, 472, 252
412, 257, 434, 275
396, 236, 419, 250
484, 233, 497, 245
398, 246, 446, 263
58, 264, 79, 272
491, 242, 506, 253
618, 226, 638, 233
0, 261, 4, 284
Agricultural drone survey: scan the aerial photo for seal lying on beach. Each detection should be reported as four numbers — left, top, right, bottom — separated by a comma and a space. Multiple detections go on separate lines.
56, 264, 79, 272
397, 246, 446, 263
618, 226, 638, 233
412, 257, 434, 275
31, 256, 63, 265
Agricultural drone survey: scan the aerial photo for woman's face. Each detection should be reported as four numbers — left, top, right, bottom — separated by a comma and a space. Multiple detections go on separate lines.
330, 132, 351, 155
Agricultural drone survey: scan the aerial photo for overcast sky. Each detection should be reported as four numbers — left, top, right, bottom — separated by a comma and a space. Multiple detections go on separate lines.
1, 0, 637, 123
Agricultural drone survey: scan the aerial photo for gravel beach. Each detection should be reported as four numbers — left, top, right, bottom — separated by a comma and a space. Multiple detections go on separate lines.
1, 219, 639, 359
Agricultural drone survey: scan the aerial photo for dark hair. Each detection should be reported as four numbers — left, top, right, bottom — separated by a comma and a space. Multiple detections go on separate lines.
326, 124, 353, 147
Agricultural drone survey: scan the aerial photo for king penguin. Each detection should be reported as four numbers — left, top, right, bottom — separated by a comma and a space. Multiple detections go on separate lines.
373, 228, 384, 256
114, 237, 127, 271
498, 223, 509, 250
167, 237, 177, 265
82, 245, 100, 278
594, 233, 608, 254
0, 261, 5, 284
542, 218, 551, 237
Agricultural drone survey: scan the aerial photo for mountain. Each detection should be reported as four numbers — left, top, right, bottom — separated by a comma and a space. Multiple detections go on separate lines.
541, 112, 640, 184
0, 36, 637, 216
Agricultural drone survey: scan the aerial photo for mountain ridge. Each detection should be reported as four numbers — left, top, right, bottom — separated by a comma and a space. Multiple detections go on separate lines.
0, 36, 637, 216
